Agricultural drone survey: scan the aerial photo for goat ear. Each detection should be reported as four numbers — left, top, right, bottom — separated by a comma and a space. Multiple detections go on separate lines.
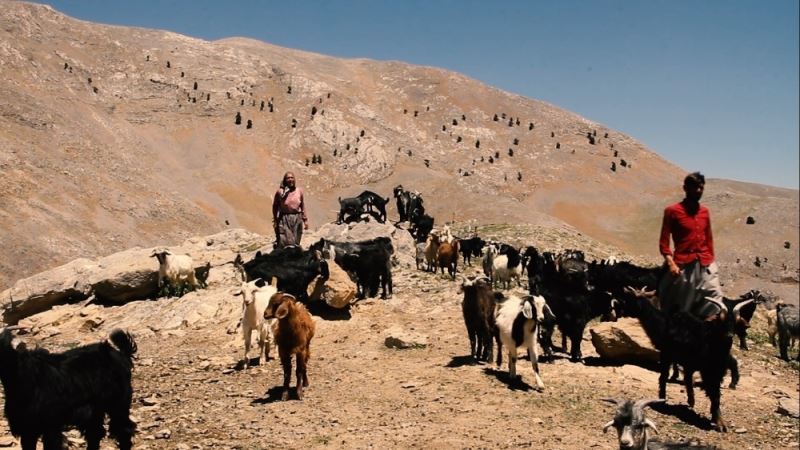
254, 278, 266, 288
643, 418, 659, 435
11, 337, 25, 351
522, 301, 533, 320
275, 302, 290, 319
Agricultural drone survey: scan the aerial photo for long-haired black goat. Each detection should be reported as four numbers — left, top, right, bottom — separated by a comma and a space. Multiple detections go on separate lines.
622, 287, 751, 432
0, 328, 137, 450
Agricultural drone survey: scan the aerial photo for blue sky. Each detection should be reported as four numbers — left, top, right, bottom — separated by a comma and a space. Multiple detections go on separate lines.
35, 0, 799, 188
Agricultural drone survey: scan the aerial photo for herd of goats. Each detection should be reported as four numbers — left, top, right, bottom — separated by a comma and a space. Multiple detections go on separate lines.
0, 184, 798, 450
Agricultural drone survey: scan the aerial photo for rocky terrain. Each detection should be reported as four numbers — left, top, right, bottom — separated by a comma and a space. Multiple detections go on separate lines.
0, 1, 797, 298
0, 226, 798, 450
0, 2, 798, 448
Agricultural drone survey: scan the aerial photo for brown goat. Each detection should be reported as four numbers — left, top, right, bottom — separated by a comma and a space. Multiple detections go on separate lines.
437, 239, 460, 279
263, 293, 316, 400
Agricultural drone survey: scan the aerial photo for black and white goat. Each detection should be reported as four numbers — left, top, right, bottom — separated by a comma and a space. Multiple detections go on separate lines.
494, 293, 551, 390
602, 398, 719, 449
0, 327, 138, 450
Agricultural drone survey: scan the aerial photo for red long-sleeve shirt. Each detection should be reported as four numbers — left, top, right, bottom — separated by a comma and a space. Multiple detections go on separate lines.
659, 200, 715, 266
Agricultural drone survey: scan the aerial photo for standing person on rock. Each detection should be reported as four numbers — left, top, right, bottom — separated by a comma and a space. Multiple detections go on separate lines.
272, 171, 308, 248
658, 171, 725, 318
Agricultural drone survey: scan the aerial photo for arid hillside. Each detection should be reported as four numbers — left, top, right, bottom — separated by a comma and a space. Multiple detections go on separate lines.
0, 1, 797, 297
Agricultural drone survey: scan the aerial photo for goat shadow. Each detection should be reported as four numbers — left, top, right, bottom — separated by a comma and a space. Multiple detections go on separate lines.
233, 356, 273, 371
306, 302, 352, 321
482, 367, 535, 392
582, 356, 661, 373
251, 386, 300, 404
445, 355, 483, 368
649, 401, 715, 431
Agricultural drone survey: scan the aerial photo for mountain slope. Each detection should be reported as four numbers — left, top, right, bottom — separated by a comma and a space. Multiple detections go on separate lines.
0, 1, 796, 293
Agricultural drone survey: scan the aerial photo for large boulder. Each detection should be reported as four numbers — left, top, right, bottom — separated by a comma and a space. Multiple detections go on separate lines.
589, 318, 659, 364
1, 228, 268, 324
306, 259, 357, 309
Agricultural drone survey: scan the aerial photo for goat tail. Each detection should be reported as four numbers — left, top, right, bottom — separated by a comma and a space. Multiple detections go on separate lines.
108, 329, 138, 358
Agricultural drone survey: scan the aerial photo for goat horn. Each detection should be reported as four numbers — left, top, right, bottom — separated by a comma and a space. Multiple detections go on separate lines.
634, 399, 665, 410
643, 418, 659, 435
732, 298, 754, 314
602, 420, 615, 433
600, 397, 620, 405
1, 325, 22, 333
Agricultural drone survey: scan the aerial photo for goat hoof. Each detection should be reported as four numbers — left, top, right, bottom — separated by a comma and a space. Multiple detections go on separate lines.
281, 391, 290, 401
712, 420, 728, 433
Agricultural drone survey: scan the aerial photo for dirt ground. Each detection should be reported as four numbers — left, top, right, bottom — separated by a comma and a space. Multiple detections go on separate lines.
6, 264, 799, 450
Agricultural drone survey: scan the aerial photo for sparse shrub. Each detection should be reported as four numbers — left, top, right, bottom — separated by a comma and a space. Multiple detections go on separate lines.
462, 114, 466, 120
442, 125, 447, 131
453, 119, 458, 126
305, 158, 310, 166
207, 94, 210, 101
493, 114, 499, 121
516, 118, 520, 125
604, 132, 609, 138
475, 139, 480, 149
311, 106, 317, 116
556, 142, 560, 149
360, 129, 365, 137
193, 81, 198, 90
508, 148, 514, 156
291, 118, 297, 128
414, 110, 419, 117
235, 112, 242, 125
517, 171, 522, 181
166, 61, 171, 68
513, 138, 519, 145
620, 159, 627, 167
551, 131, 555, 138
246, 119, 252, 129
508, 118, 513, 127
146, 55, 150, 62
611, 162, 616, 172
495, 151, 500, 158
404, 108, 408, 114
488, 156, 494, 164
287, 86, 292, 94
241, 99, 245, 106
746, 216, 755, 225
181, 71, 184, 77
529, 122, 534, 130
424, 159, 430, 168
501, 113, 506, 119
87, 77, 92, 84
614, 150, 618, 157
457, 136, 462, 143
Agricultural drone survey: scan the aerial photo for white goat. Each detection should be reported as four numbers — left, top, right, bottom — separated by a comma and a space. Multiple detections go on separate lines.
440, 224, 455, 244
235, 278, 278, 368
495, 293, 550, 390
150, 249, 199, 294
492, 254, 522, 289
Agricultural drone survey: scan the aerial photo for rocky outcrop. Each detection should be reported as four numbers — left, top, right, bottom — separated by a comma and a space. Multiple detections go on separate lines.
1, 229, 268, 324
307, 258, 357, 309
589, 318, 659, 364
309, 220, 416, 268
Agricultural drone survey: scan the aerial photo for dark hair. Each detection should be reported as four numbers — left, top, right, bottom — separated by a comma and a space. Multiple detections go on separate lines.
684, 172, 705, 187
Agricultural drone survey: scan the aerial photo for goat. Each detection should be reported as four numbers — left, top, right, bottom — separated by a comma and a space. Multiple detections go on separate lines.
393, 185, 411, 222
0, 327, 137, 450
622, 286, 748, 431
415, 242, 426, 270
150, 249, 199, 296
765, 305, 797, 349
482, 244, 498, 282
337, 196, 363, 224
494, 293, 550, 390
459, 275, 499, 363
235, 278, 279, 368
263, 293, 315, 400
492, 247, 523, 289
424, 232, 440, 272
602, 398, 719, 449
356, 190, 390, 223
777, 303, 800, 361
436, 239, 460, 279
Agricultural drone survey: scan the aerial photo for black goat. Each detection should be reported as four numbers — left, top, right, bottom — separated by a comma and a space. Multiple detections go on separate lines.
459, 275, 499, 362
0, 328, 137, 450
622, 287, 748, 432
356, 190, 389, 223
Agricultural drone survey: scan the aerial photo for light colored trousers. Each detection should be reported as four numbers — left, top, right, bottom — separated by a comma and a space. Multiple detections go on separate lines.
659, 260, 724, 317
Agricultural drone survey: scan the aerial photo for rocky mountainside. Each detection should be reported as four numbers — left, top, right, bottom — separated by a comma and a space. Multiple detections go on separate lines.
0, 1, 797, 298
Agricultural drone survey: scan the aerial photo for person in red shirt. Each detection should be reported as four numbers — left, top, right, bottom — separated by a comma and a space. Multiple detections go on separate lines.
272, 172, 309, 248
658, 172, 724, 317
